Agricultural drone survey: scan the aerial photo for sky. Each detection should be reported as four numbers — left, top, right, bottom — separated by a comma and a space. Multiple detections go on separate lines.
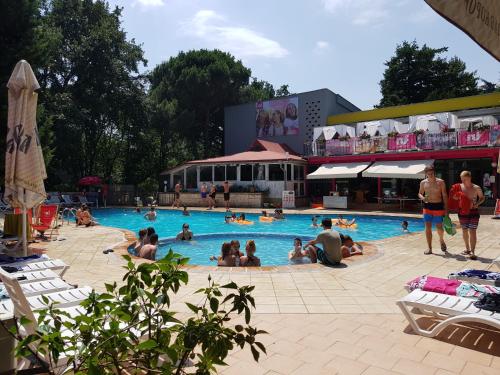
108, 0, 499, 110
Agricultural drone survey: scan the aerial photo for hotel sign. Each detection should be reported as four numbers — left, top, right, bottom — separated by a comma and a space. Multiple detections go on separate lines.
425, 0, 500, 61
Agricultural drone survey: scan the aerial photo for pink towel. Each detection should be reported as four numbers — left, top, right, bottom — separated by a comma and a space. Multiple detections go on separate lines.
422, 276, 462, 295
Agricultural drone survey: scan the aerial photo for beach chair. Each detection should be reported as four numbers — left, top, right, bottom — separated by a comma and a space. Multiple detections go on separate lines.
6, 269, 59, 283
78, 195, 95, 207
32, 204, 59, 240
61, 194, 77, 208
45, 194, 61, 205
0, 269, 74, 297
1, 258, 69, 276
0, 198, 10, 213
0, 272, 92, 371
397, 289, 500, 338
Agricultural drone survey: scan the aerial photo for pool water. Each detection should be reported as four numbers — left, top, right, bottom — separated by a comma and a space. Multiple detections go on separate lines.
92, 209, 423, 265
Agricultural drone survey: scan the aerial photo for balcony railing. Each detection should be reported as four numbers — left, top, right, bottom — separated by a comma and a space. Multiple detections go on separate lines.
303, 126, 500, 157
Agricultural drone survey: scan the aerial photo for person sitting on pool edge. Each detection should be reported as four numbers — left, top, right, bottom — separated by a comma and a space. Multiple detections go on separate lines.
305, 218, 343, 266
217, 242, 236, 267
289, 238, 310, 263
176, 223, 193, 241
137, 233, 158, 260
240, 240, 261, 267
341, 235, 363, 258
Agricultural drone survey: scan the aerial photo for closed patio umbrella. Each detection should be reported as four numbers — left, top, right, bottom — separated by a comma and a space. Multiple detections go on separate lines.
4, 60, 47, 255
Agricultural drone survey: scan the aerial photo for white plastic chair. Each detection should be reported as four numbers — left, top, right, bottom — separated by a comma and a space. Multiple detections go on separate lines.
397, 289, 500, 338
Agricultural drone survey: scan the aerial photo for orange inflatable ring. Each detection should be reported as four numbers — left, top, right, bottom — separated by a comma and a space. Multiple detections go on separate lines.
259, 216, 274, 222
235, 220, 254, 225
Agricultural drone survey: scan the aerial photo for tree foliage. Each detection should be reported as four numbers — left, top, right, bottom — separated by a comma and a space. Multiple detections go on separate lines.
8, 252, 266, 374
378, 41, 480, 107
0, 1, 288, 189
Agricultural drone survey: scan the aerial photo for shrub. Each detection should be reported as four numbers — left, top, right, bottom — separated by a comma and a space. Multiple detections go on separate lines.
9, 252, 266, 374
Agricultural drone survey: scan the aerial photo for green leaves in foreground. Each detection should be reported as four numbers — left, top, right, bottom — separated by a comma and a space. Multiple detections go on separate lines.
11, 250, 266, 374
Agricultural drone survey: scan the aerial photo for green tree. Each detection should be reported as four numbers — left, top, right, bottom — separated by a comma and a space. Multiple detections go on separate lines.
150, 50, 252, 160
239, 78, 276, 102
378, 41, 479, 107
38, 0, 148, 186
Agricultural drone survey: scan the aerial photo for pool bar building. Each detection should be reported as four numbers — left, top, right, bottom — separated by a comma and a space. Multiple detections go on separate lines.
162, 90, 500, 210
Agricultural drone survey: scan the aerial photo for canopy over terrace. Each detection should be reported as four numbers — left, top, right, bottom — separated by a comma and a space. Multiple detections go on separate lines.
307, 162, 371, 179
362, 159, 434, 179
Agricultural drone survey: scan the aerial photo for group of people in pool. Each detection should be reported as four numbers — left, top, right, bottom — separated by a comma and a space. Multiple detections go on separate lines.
133, 227, 159, 260
311, 214, 356, 228
211, 240, 261, 267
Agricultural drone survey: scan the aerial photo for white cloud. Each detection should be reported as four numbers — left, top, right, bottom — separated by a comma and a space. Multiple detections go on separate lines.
314, 40, 331, 55
181, 10, 289, 59
322, 0, 391, 26
133, 0, 165, 7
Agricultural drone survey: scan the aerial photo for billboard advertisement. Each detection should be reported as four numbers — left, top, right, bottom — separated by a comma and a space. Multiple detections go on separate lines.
256, 97, 299, 137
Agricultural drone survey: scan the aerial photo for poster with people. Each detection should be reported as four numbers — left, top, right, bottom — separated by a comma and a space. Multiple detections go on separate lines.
256, 97, 299, 137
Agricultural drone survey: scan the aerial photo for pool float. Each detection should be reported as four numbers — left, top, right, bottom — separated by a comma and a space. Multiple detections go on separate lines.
235, 219, 254, 225
259, 216, 274, 222
336, 223, 357, 229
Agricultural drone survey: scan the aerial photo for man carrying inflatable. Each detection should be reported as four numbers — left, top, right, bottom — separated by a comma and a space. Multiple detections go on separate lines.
418, 165, 448, 255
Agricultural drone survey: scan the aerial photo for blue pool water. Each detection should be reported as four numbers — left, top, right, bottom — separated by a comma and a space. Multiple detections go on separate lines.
92, 209, 423, 266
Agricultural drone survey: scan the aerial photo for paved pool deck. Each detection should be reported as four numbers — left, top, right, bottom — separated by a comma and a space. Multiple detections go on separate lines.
21, 208, 500, 374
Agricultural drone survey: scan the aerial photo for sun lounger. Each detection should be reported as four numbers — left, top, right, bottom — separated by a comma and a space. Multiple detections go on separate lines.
397, 289, 500, 338
78, 195, 95, 207
45, 195, 62, 205
6, 269, 60, 283
61, 194, 77, 208
1, 258, 69, 276
1, 277, 74, 297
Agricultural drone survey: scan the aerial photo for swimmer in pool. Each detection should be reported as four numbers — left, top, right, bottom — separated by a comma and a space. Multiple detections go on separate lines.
288, 238, 310, 263
402, 220, 409, 232
336, 214, 356, 227
340, 235, 363, 258
311, 216, 319, 227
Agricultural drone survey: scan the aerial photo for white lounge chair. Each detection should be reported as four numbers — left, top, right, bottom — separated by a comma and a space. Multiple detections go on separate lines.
45, 195, 62, 205
1, 271, 91, 370
1, 258, 69, 276
397, 289, 500, 338
61, 194, 76, 208
5, 269, 60, 284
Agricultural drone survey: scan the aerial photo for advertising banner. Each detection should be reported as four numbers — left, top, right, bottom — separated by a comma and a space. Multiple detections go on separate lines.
354, 137, 387, 154
416, 132, 457, 150
425, 0, 500, 61
387, 133, 417, 151
490, 124, 500, 146
325, 139, 354, 156
256, 97, 299, 137
458, 130, 490, 146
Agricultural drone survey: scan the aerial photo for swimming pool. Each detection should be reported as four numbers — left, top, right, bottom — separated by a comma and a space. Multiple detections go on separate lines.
92, 209, 423, 265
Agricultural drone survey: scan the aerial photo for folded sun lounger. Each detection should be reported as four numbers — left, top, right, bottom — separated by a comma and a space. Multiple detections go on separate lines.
397, 289, 500, 338
1, 258, 69, 276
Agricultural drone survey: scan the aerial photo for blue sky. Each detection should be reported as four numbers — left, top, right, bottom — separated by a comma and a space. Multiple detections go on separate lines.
109, 0, 499, 110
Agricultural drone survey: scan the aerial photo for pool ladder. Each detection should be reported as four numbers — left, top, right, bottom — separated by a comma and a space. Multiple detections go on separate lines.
60, 207, 77, 226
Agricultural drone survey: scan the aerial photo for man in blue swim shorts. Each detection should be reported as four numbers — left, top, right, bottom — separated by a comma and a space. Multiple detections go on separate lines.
418, 165, 448, 255
305, 218, 342, 266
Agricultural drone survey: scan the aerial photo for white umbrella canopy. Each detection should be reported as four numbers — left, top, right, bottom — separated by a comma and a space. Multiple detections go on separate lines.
4, 60, 47, 255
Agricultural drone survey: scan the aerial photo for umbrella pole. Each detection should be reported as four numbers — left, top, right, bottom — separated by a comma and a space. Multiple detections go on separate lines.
22, 205, 28, 256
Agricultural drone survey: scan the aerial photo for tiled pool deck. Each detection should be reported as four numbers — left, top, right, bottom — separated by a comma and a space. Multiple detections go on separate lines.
27, 208, 500, 374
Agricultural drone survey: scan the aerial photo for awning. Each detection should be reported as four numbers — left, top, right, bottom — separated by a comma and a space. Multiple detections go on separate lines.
362, 159, 433, 179
307, 162, 371, 179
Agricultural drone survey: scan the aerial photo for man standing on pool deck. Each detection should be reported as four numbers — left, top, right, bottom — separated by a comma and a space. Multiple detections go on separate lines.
223, 181, 230, 210
305, 218, 343, 266
418, 165, 448, 255
172, 181, 182, 209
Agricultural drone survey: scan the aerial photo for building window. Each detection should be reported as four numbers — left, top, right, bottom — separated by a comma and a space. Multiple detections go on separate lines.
200, 166, 212, 181
186, 166, 197, 189
214, 166, 225, 181
253, 164, 265, 180
286, 164, 292, 181
240, 164, 253, 181
269, 164, 284, 181
294, 165, 304, 181
226, 165, 237, 180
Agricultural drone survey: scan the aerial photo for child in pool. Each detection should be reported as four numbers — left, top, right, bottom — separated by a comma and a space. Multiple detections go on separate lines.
216, 242, 236, 267
401, 220, 409, 232
288, 238, 310, 263
238, 213, 246, 221
230, 240, 245, 257
311, 216, 319, 227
